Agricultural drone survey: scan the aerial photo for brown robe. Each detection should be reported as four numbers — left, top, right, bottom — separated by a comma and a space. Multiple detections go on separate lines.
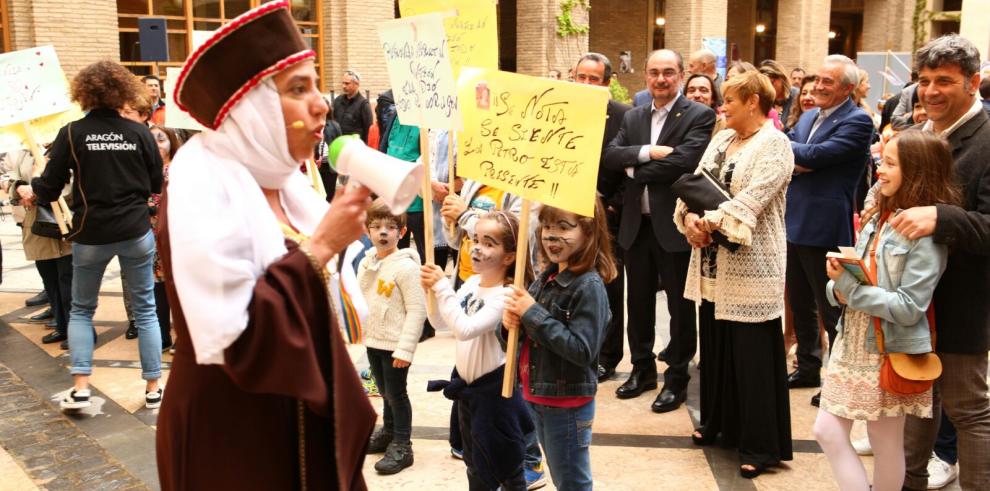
155, 189, 377, 490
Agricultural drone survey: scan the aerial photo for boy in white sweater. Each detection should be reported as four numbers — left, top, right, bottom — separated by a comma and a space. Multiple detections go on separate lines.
357, 199, 426, 475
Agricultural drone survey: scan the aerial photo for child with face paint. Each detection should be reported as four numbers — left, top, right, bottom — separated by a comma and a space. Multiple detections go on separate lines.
421, 211, 536, 490
356, 199, 427, 475
502, 199, 617, 491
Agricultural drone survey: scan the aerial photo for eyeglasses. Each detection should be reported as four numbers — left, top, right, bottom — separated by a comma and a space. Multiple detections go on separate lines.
647, 69, 681, 80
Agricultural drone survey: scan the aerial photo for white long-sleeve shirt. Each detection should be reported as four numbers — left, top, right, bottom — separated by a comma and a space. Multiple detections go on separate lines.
427, 275, 510, 384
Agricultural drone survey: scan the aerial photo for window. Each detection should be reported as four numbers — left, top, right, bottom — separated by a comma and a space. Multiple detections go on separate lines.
1, 0, 10, 53
117, 0, 324, 89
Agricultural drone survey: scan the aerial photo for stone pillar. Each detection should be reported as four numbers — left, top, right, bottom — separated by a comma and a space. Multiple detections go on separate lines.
517, 0, 589, 77
960, 0, 990, 60
589, 0, 650, 97
8, 0, 119, 78
775, 0, 831, 76
725, 0, 756, 63
664, 0, 728, 59
324, 0, 393, 100
861, 0, 914, 53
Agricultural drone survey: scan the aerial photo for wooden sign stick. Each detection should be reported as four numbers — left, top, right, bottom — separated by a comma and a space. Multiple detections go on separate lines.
419, 129, 436, 316
447, 134, 456, 237
22, 122, 69, 235
502, 198, 532, 398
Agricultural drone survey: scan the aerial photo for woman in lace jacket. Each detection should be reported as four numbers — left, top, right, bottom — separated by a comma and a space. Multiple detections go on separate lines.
673, 70, 795, 478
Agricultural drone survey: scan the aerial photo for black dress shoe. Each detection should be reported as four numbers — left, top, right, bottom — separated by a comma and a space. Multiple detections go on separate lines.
30, 308, 54, 321
787, 370, 821, 389
46, 319, 58, 329
740, 463, 766, 479
597, 364, 615, 382
810, 391, 821, 407
59, 340, 69, 350
42, 331, 67, 344
615, 370, 657, 399
651, 387, 687, 413
656, 348, 668, 362
125, 321, 138, 340
25, 291, 49, 307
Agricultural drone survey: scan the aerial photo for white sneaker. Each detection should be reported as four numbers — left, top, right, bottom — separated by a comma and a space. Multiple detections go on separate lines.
851, 437, 872, 456
145, 387, 163, 409
927, 453, 957, 489
59, 388, 92, 410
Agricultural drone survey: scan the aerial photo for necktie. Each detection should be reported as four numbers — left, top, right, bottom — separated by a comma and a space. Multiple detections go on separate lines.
808, 111, 827, 142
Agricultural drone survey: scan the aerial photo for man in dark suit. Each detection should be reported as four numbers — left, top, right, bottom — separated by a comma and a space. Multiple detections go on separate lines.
572, 53, 632, 383
890, 34, 990, 491
604, 49, 715, 413
785, 55, 874, 404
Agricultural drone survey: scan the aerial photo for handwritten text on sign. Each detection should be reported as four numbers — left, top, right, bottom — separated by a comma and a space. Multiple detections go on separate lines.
378, 13, 459, 129
398, 0, 499, 78
0, 45, 73, 127
457, 68, 608, 217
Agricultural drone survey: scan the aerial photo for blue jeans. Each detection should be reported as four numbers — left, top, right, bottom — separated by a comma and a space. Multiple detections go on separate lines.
528, 400, 594, 491
69, 230, 161, 380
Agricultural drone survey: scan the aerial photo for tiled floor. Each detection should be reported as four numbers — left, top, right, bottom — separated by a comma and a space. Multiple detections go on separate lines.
0, 214, 966, 491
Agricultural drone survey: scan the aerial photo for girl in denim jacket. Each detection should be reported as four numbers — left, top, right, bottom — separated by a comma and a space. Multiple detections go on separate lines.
814, 130, 961, 491
503, 199, 616, 490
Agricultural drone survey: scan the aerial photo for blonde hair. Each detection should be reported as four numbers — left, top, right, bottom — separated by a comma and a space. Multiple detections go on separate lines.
722, 70, 776, 116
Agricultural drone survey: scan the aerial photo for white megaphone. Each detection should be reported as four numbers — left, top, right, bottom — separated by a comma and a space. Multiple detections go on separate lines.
328, 135, 424, 214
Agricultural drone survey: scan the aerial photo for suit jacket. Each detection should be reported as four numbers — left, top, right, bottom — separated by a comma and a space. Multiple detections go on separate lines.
597, 99, 632, 210
930, 109, 990, 353
786, 98, 874, 248
604, 95, 716, 252
633, 89, 652, 107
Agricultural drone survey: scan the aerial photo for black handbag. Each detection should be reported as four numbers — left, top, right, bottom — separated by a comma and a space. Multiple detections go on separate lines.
671, 167, 741, 252
31, 202, 66, 239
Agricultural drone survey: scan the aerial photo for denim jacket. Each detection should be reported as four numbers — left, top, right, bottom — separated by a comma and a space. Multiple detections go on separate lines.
826, 216, 948, 354
501, 265, 611, 398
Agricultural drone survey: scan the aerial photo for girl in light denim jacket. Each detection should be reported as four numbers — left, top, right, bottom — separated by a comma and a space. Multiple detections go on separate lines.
502, 199, 616, 491
814, 130, 962, 491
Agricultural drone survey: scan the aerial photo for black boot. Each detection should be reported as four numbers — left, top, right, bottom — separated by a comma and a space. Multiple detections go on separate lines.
374, 442, 413, 475
125, 321, 138, 340
367, 427, 393, 454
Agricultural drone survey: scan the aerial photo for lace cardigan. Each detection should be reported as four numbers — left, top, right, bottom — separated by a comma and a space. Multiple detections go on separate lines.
673, 120, 794, 323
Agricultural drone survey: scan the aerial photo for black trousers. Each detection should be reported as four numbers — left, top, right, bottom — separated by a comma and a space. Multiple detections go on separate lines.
154, 282, 172, 347
624, 218, 695, 391
598, 208, 626, 370
366, 347, 413, 443
35, 255, 73, 335
785, 242, 840, 373
399, 211, 426, 261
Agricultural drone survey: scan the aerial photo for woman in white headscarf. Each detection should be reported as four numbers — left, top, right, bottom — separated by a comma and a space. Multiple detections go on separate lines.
154, 2, 376, 489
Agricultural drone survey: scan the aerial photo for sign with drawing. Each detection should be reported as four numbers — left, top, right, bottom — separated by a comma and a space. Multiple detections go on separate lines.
0, 45, 73, 127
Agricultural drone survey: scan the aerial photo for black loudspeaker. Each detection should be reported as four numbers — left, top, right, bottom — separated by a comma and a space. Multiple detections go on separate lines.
138, 18, 169, 62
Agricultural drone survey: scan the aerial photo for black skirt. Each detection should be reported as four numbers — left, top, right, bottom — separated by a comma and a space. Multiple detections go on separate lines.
695, 301, 793, 466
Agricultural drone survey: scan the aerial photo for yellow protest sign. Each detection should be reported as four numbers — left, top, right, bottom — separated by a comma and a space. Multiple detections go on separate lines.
378, 13, 459, 129
456, 68, 609, 217
398, 0, 499, 78
0, 104, 84, 152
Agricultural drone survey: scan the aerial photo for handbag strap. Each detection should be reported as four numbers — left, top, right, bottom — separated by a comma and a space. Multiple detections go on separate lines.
868, 213, 936, 355
65, 123, 86, 241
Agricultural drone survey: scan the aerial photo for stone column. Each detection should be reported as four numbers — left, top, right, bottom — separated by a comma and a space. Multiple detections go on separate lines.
960, 0, 990, 60
664, 0, 728, 59
861, 0, 914, 53
324, 0, 393, 100
8, 0, 119, 78
775, 0, 831, 75
517, 0, 589, 77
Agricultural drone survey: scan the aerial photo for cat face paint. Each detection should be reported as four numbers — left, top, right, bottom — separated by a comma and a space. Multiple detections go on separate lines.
367, 218, 404, 257
470, 218, 511, 275
540, 215, 585, 267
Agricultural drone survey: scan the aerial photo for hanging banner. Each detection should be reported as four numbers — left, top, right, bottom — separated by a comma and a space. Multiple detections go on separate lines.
457, 67, 608, 217
0, 45, 73, 127
398, 0, 499, 78
377, 12, 459, 129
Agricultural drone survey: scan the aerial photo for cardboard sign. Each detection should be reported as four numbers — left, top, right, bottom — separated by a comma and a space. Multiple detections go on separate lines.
377, 13, 459, 129
456, 68, 608, 217
0, 45, 73, 127
164, 67, 206, 131
398, 0, 499, 78
0, 104, 85, 152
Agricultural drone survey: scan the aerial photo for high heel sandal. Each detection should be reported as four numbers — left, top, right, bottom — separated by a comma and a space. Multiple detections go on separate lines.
739, 463, 766, 479
690, 429, 714, 446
